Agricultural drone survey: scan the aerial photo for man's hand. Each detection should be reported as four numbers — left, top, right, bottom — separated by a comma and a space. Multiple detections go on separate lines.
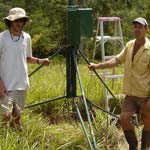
88, 63, 99, 70
27, 57, 52, 65
0, 80, 7, 97
40, 58, 51, 66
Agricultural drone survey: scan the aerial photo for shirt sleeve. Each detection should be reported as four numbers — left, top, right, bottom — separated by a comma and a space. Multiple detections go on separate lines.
0, 36, 3, 56
26, 34, 32, 57
115, 42, 129, 64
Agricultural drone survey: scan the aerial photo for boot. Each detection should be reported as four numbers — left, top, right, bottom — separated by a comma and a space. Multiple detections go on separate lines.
141, 130, 150, 150
124, 130, 138, 150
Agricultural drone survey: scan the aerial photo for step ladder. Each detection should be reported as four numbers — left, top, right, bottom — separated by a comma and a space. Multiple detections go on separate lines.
93, 17, 124, 111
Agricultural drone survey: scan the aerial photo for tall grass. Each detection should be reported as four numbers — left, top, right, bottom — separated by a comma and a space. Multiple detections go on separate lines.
0, 57, 141, 150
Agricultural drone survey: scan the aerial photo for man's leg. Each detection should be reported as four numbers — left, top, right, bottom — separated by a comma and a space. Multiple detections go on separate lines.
140, 99, 150, 150
141, 130, 150, 150
120, 96, 138, 150
120, 112, 138, 150
2, 111, 11, 126
0, 93, 13, 126
11, 90, 26, 129
11, 102, 21, 127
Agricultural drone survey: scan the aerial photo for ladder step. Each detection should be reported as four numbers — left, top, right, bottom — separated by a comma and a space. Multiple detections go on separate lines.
107, 94, 125, 100
96, 36, 111, 41
96, 36, 123, 42
106, 74, 124, 79
104, 55, 116, 60
98, 17, 120, 22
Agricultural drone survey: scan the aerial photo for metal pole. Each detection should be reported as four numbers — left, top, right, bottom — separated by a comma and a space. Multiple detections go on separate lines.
66, 45, 77, 98
73, 100, 94, 150
79, 49, 118, 101
25, 96, 67, 108
73, 54, 97, 150
86, 99, 119, 119
29, 46, 68, 77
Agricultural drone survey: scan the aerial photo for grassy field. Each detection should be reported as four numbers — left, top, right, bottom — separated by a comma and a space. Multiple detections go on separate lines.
0, 57, 142, 150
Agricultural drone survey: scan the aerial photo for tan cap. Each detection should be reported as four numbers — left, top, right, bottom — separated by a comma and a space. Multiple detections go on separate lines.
4, 7, 29, 21
132, 17, 148, 26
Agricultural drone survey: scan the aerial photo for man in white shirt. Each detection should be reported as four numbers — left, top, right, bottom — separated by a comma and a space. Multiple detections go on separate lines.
0, 7, 51, 129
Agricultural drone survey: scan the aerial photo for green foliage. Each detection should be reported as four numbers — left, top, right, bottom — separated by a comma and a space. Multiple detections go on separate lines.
25, 0, 67, 56
0, 0, 150, 57
0, 0, 67, 57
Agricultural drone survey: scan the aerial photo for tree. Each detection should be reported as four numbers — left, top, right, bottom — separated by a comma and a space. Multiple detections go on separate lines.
0, 0, 150, 57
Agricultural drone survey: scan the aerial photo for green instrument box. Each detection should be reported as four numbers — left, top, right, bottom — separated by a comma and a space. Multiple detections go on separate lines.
67, 6, 93, 44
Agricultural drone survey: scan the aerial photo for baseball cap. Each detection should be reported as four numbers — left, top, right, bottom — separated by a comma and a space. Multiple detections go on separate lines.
132, 17, 148, 26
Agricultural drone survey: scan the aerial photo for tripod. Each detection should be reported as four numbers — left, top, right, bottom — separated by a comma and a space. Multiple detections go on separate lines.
26, 42, 126, 150
25, 1, 121, 149
26, 44, 98, 150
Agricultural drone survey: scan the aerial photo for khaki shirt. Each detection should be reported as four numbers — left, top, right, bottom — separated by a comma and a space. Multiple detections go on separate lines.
116, 37, 150, 97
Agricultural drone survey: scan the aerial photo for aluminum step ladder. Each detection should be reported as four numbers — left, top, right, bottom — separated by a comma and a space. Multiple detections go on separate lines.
93, 17, 124, 111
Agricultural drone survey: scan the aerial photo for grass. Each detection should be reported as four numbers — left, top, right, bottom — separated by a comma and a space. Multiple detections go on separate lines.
0, 56, 138, 150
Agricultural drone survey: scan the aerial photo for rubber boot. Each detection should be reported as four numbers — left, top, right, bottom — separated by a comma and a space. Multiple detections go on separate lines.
124, 130, 138, 150
141, 130, 150, 150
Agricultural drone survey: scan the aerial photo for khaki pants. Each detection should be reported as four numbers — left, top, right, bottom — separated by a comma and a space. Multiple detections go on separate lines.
0, 90, 26, 114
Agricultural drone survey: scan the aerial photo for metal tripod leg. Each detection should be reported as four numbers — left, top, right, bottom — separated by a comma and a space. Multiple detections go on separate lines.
78, 49, 118, 101
29, 45, 70, 77
73, 99, 94, 150
73, 53, 97, 150
25, 96, 67, 109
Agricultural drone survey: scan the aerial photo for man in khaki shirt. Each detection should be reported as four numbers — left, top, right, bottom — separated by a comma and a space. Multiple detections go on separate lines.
89, 17, 150, 150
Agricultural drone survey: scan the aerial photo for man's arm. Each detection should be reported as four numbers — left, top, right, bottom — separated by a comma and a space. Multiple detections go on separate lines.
27, 56, 51, 65
88, 58, 121, 70
0, 36, 7, 96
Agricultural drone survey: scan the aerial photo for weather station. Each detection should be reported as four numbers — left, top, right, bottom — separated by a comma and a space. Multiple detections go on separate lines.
26, 1, 122, 149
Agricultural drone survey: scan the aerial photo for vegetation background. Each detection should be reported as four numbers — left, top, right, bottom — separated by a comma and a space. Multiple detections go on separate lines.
0, 0, 150, 57
0, 0, 149, 149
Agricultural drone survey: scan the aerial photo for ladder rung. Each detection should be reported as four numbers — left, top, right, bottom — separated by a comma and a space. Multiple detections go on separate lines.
106, 74, 124, 79
96, 36, 111, 41
107, 94, 125, 100
96, 36, 123, 42
98, 17, 120, 22
104, 55, 116, 60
